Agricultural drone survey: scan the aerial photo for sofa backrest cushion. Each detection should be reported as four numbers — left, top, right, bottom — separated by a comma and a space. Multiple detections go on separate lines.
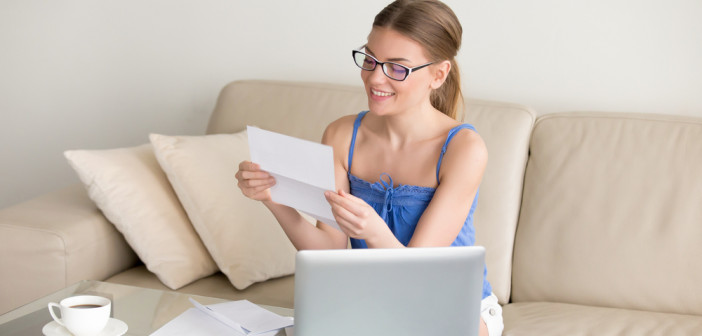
512, 112, 702, 315
207, 80, 534, 304
207, 80, 368, 141
463, 100, 535, 303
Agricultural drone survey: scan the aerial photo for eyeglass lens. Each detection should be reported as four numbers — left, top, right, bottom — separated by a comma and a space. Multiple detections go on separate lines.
353, 51, 409, 81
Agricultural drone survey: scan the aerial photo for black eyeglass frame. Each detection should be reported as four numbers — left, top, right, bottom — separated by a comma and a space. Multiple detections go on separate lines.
352, 46, 434, 81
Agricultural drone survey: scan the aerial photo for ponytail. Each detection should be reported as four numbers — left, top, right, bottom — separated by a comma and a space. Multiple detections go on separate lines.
430, 59, 463, 120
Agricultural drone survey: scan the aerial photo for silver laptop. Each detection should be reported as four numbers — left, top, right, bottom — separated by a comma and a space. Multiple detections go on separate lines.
294, 246, 485, 336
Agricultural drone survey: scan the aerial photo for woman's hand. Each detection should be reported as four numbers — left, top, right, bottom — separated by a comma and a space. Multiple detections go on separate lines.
235, 161, 276, 202
324, 189, 392, 244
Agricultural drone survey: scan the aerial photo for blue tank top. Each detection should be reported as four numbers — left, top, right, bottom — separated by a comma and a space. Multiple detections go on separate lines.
347, 111, 492, 299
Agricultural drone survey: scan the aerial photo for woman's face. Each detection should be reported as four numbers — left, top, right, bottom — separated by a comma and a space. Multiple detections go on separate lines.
361, 27, 438, 117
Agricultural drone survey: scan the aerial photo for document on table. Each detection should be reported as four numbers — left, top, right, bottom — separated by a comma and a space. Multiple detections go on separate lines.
149, 298, 294, 336
247, 126, 339, 230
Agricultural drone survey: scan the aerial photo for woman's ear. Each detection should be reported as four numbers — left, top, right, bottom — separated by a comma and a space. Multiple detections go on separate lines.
430, 60, 451, 89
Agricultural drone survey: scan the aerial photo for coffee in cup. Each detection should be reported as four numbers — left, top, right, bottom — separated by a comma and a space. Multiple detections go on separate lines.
48, 295, 111, 336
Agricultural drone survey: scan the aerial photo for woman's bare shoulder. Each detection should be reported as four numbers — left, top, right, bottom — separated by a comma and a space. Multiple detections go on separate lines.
322, 114, 360, 145
439, 126, 488, 180
452, 125, 486, 148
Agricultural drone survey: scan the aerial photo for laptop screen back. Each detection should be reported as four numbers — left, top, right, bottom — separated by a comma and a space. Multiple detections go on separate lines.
294, 246, 485, 336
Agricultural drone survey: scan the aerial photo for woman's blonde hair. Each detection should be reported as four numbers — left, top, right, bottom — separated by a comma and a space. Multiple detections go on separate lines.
373, 0, 464, 120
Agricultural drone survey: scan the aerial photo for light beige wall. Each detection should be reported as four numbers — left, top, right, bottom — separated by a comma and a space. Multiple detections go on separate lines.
1, 0, 701, 208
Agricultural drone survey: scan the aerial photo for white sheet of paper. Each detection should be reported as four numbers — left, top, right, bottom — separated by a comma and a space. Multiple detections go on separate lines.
190, 298, 247, 334
204, 299, 293, 335
149, 308, 242, 336
149, 299, 293, 336
247, 126, 339, 230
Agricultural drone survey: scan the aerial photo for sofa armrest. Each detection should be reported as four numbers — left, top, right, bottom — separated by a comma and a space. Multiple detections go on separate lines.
0, 184, 139, 314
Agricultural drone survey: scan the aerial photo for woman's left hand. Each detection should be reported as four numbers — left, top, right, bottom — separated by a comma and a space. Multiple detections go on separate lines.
324, 189, 388, 242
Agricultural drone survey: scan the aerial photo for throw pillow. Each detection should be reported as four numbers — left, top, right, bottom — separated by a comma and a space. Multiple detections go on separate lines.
64, 144, 218, 289
149, 131, 298, 290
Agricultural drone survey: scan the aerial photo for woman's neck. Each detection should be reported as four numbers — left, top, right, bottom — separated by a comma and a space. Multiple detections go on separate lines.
369, 101, 445, 149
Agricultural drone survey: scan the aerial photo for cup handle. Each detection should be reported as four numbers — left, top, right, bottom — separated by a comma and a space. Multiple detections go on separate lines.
47, 302, 65, 327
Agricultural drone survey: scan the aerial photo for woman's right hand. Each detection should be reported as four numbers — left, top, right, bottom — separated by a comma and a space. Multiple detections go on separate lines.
235, 161, 276, 202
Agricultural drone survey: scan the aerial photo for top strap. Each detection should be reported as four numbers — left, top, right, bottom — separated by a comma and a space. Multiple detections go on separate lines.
348, 111, 475, 185
435, 124, 477, 184
347, 111, 368, 174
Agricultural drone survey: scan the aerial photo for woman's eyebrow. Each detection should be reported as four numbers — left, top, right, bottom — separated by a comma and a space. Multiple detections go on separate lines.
365, 46, 411, 63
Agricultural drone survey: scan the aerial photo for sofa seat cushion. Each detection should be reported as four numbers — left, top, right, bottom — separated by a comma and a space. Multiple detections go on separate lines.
503, 302, 702, 336
105, 266, 294, 309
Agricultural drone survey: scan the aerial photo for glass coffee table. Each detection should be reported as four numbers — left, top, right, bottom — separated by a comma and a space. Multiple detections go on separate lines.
0, 280, 293, 336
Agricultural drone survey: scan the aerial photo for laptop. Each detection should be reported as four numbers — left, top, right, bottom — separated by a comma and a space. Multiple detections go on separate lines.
293, 246, 485, 336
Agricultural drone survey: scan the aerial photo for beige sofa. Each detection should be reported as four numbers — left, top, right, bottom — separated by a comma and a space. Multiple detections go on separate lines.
1, 80, 701, 335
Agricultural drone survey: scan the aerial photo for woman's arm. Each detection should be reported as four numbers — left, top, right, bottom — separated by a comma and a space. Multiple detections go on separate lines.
262, 200, 346, 250
408, 128, 487, 247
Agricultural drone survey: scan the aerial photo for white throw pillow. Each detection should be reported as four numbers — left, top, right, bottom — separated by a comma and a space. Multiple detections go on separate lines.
64, 144, 218, 289
149, 131, 297, 290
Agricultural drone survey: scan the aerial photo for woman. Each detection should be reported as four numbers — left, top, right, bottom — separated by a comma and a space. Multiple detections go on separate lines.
235, 1, 503, 334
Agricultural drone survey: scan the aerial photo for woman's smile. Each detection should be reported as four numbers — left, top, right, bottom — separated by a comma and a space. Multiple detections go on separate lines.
370, 88, 395, 101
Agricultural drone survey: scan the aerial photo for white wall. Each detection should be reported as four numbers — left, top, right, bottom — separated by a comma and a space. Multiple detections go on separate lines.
1, 0, 701, 208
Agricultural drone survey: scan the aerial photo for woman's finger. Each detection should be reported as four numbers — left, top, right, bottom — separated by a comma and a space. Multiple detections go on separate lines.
250, 183, 274, 195
331, 215, 356, 237
239, 178, 275, 191
238, 170, 271, 180
239, 183, 273, 200
338, 189, 369, 207
329, 198, 354, 220
325, 190, 354, 208
238, 161, 266, 174
239, 160, 259, 170
328, 190, 369, 218
242, 176, 275, 188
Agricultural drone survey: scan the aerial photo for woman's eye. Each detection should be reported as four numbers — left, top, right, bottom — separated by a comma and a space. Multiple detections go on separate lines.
389, 64, 407, 75
363, 57, 375, 66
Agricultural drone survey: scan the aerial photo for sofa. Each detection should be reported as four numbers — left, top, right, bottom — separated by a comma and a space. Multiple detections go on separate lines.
1, 80, 701, 335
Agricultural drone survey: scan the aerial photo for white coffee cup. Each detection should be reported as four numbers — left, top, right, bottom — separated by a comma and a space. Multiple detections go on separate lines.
48, 295, 111, 336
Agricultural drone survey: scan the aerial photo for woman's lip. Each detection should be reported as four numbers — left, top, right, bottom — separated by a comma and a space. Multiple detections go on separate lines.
371, 88, 395, 97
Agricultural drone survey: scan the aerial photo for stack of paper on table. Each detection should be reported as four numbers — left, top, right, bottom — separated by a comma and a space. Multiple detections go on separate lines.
150, 298, 293, 336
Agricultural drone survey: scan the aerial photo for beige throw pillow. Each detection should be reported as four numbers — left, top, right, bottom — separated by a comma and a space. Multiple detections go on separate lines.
64, 144, 218, 289
149, 131, 297, 290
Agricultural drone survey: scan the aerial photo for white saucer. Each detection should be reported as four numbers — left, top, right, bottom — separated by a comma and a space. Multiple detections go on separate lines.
42, 318, 128, 336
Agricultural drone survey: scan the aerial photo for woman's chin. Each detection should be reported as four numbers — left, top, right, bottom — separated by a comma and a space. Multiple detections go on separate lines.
367, 100, 396, 116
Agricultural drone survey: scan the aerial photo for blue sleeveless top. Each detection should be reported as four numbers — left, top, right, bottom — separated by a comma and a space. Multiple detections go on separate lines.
347, 111, 492, 299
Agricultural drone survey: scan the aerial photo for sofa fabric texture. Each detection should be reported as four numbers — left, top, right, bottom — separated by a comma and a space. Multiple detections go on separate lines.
1, 80, 700, 335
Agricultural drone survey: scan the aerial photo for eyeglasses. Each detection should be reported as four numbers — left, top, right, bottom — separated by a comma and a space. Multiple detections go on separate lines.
352, 46, 433, 81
